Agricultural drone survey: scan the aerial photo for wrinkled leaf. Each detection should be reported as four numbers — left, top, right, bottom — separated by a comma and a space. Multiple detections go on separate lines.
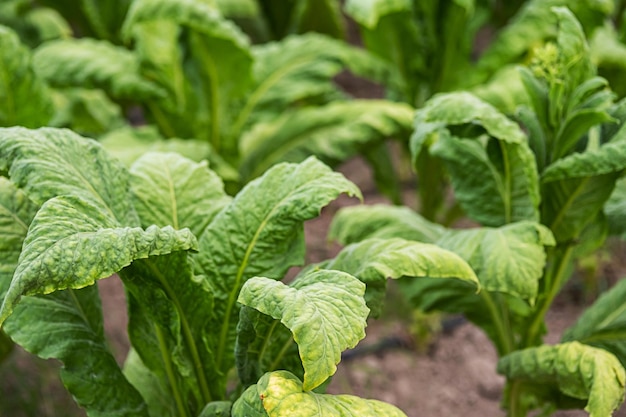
322, 237, 478, 318
498, 342, 625, 417
130, 152, 231, 237
33, 38, 163, 100
242, 370, 408, 417
562, 279, 626, 368
412, 92, 540, 226
194, 157, 361, 375
437, 221, 555, 302
239, 270, 368, 390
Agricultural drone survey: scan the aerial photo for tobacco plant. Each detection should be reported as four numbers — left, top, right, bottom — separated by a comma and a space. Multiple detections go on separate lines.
0, 0, 412, 200
329, 8, 626, 416
0, 126, 479, 416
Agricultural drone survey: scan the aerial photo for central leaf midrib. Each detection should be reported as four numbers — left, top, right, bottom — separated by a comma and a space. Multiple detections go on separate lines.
216, 183, 302, 370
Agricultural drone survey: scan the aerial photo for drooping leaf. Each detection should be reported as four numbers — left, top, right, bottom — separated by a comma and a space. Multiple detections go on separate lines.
322, 237, 478, 318
4, 286, 150, 417
33, 38, 164, 100
0, 200, 197, 324
198, 401, 232, 417
129, 152, 231, 237
498, 342, 625, 417
328, 204, 446, 245
194, 157, 361, 375
239, 100, 413, 182
0, 177, 38, 301
231, 383, 268, 417
121, 251, 218, 409
239, 270, 368, 390
437, 221, 555, 302
562, 279, 626, 368
343, 0, 411, 30
239, 370, 408, 417
0, 25, 54, 128
230, 33, 399, 142
412, 92, 540, 226
542, 141, 626, 182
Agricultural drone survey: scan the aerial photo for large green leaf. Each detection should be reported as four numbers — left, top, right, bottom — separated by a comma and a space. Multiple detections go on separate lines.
4, 286, 150, 417
0, 177, 38, 300
412, 92, 540, 226
322, 237, 478, 318
437, 221, 555, 302
123, 0, 253, 150
562, 279, 626, 368
234, 370, 408, 417
121, 251, 218, 410
0, 25, 54, 128
328, 204, 446, 245
605, 177, 626, 237
239, 270, 368, 390
230, 33, 398, 140
343, 0, 410, 29
129, 152, 231, 237
239, 100, 413, 182
33, 38, 163, 100
194, 157, 361, 375
498, 342, 625, 417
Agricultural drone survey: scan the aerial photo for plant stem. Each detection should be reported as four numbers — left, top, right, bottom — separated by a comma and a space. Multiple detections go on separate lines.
480, 291, 514, 355
523, 245, 574, 348
155, 325, 190, 417
507, 379, 525, 417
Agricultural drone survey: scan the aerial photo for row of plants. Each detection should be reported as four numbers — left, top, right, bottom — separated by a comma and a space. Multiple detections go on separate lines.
3, 0, 626, 416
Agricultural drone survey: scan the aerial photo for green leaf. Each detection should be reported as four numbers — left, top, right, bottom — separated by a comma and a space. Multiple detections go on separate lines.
231, 33, 399, 141
0, 25, 54, 128
123, 0, 253, 150
4, 286, 150, 417
328, 204, 446, 245
124, 348, 177, 417
239, 270, 368, 390
235, 306, 302, 389
541, 141, 626, 242
198, 401, 232, 417
121, 251, 217, 410
49, 88, 126, 136
247, 370, 408, 417
562, 279, 626, 368
239, 100, 413, 182
194, 157, 361, 375
542, 141, 626, 182
0, 199, 197, 324
437, 221, 555, 302
498, 342, 625, 417
231, 383, 268, 417
322, 237, 478, 318
605, 177, 626, 237
0, 329, 12, 364
33, 38, 164, 100
412, 92, 540, 226
129, 152, 231, 237
344, 0, 411, 29
0, 177, 38, 300
291, 0, 345, 39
